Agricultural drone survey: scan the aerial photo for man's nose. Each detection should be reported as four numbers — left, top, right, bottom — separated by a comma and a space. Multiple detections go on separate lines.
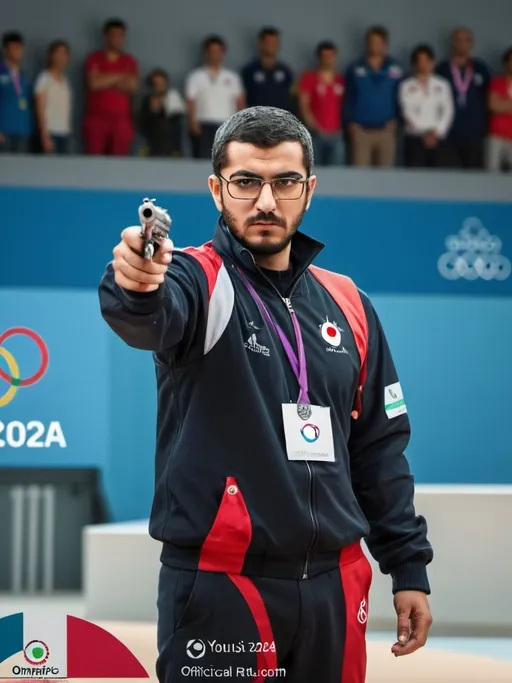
255, 183, 277, 213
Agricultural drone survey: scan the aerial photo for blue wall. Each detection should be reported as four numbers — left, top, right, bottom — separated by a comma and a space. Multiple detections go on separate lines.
1, 185, 511, 521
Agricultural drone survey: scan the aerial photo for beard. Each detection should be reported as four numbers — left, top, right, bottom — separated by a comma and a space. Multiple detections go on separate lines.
221, 194, 307, 256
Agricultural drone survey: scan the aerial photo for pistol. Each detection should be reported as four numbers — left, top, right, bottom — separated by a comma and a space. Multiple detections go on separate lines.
138, 197, 172, 260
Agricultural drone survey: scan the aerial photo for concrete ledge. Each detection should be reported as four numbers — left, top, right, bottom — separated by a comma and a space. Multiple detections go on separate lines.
83, 485, 512, 633
2, 154, 512, 201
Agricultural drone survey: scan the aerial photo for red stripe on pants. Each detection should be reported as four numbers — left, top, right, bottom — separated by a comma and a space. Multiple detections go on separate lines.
229, 574, 278, 683
339, 543, 372, 683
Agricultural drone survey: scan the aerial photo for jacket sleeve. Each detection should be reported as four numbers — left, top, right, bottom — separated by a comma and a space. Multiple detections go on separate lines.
348, 292, 433, 594
98, 250, 208, 362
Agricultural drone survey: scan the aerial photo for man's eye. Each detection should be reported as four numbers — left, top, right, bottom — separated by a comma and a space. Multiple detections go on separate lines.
234, 179, 259, 188
275, 179, 297, 187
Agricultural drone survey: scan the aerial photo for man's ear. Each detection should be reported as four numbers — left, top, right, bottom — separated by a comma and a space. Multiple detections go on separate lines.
305, 175, 317, 210
208, 174, 223, 212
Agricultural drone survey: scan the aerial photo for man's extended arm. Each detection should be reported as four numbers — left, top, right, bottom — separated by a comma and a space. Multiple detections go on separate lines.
98, 228, 208, 360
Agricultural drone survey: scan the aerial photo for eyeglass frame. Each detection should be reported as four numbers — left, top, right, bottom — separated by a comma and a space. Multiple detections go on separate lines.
216, 173, 311, 201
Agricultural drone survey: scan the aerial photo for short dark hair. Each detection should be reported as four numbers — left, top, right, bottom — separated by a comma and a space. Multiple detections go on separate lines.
365, 25, 389, 43
411, 43, 435, 65
146, 68, 169, 87
203, 35, 226, 51
316, 40, 337, 57
2, 31, 24, 48
502, 46, 512, 65
258, 27, 280, 41
103, 18, 126, 34
212, 106, 314, 176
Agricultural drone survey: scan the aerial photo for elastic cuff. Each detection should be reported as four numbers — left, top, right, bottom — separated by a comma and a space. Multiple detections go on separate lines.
391, 561, 431, 595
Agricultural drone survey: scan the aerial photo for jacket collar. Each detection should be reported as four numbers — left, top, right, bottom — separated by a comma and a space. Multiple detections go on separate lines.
212, 217, 325, 284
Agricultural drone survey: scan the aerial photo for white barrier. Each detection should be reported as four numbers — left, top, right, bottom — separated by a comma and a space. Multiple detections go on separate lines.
83, 485, 512, 634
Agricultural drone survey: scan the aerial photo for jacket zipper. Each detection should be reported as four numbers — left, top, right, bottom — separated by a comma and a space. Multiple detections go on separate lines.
284, 296, 319, 579
302, 461, 317, 579
235, 255, 320, 580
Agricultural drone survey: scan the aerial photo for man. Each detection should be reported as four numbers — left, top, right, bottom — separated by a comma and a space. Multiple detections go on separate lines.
185, 35, 245, 159
344, 26, 402, 167
241, 27, 294, 112
436, 27, 490, 169
83, 18, 139, 156
399, 44, 454, 167
487, 47, 512, 172
99, 106, 433, 683
0, 31, 33, 153
298, 40, 345, 166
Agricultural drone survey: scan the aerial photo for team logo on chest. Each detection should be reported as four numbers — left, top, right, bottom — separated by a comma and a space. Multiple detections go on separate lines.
320, 317, 348, 354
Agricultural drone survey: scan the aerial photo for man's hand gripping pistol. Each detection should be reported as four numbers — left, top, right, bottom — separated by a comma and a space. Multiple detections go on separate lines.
138, 197, 172, 261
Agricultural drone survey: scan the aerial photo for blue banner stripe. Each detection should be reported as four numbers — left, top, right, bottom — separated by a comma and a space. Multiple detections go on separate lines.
1, 188, 511, 295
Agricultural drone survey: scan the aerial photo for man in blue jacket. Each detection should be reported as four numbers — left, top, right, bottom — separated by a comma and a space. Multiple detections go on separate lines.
99, 106, 433, 683
344, 26, 403, 167
0, 31, 33, 153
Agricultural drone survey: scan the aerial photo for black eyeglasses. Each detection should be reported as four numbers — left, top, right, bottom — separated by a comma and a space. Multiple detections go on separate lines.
218, 174, 309, 200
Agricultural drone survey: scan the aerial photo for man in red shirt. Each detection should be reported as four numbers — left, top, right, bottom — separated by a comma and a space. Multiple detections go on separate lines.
298, 41, 345, 166
487, 47, 512, 172
83, 18, 139, 156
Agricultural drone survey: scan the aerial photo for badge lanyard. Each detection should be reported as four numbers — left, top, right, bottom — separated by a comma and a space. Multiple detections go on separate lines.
9, 67, 21, 96
236, 267, 312, 418
451, 61, 473, 106
9, 67, 25, 109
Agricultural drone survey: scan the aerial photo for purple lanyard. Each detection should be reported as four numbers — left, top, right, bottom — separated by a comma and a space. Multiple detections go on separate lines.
9, 67, 22, 97
451, 61, 473, 105
236, 267, 310, 408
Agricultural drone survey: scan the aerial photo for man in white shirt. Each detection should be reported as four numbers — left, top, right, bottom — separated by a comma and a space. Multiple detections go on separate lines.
399, 44, 454, 167
185, 35, 245, 159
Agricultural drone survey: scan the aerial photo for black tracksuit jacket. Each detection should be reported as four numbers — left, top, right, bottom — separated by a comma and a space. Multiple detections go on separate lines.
98, 218, 433, 593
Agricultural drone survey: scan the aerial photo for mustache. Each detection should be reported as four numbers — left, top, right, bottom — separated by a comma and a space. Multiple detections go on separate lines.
245, 212, 286, 228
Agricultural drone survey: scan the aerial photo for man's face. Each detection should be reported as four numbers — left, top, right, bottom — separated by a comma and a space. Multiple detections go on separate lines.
452, 29, 473, 59
205, 42, 225, 67
259, 34, 279, 59
152, 74, 168, 94
415, 52, 433, 76
209, 141, 316, 257
4, 41, 23, 64
105, 27, 125, 52
319, 48, 337, 70
366, 34, 387, 59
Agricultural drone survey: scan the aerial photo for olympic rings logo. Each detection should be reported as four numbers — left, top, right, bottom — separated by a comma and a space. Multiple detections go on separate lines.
0, 328, 49, 407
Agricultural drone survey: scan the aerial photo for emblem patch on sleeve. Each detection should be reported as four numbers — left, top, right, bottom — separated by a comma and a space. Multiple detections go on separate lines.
384, 382, 407, 419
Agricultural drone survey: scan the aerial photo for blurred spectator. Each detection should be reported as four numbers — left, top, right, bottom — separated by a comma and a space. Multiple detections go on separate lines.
34, 40, 72, 155
298, 41, 345, 166
487, 47, 512, 172
436, 27, 490, 169
0, 31, 32, 153
399, 44, 454, 168
83, 18, 139, 156
139, 68, 185, 157
344, 26, 402, 167
185, 35, 245, 159
241, 27, 294, 112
